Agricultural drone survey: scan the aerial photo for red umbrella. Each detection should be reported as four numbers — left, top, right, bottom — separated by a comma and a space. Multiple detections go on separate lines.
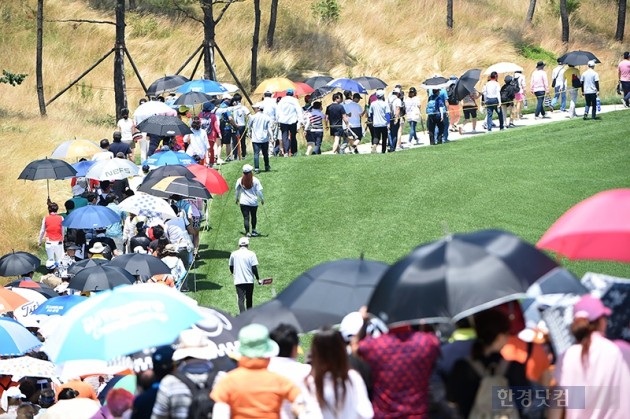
186, 164, 229, 195
537, 189, 630, 263
273, 81, 315, 98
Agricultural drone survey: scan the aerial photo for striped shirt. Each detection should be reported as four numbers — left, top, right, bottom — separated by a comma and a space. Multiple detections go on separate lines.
305, 110, 324, 132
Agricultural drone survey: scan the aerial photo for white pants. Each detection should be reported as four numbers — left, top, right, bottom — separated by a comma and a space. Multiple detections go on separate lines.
138, 135, 149, 163
45, 241, 64, 263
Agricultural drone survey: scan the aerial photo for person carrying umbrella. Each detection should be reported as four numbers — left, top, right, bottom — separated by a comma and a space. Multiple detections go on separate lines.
235, 164, 265, 238
229, 236, 260, 313
564, 64, 581, 118
38, 201, 64, 265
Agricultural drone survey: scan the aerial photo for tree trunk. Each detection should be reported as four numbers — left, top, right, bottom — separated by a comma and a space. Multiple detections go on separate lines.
114, 0, 127, 120
616, 0, 627, 42
36, 0, 46, 116
526, 0, 536, 23
128, 0, 137, 10
266, 0, 278, 49
201, 0, 217, 80
447, 0, 453, 29
560, 0, 569, 43
251, 0, 261, 90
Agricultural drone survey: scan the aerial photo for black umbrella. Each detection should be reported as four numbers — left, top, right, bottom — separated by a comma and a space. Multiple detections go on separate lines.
136, 115, 192, 137
109, 253, 171, 277
173, 92, 211, 106
454, 68, 481, 101
67, 258, 109, 276
235, 299, 314, 333
68, 265, 135, 292
527, 267, 588, 297
147, 75, 189, 97
420, 76, 451, 90
558, 50, 601, 66
138, 165, 196, 198
196, 306, 241, 348
352, 76, 388, 90
310, 86, 335, 101
303, 75, 333, 89
368, 229, 559, 326
18, 158, 77, 198
0, 252, 41, 277
150, 176, 211, 200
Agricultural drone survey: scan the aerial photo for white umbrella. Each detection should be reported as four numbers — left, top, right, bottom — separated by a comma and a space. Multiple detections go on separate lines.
118, 193, 176, 220
85, 159, 139, 181
220, 82, 240, 93
133, 100, 178, 125
0, 356, 57, 381
484, 62, 523, 75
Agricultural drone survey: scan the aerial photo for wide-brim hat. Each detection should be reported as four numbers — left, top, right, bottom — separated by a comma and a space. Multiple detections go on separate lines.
238, 323, 279, 358
163, 244, 179, 255
172, 329, 218, 361
536, 61, 546, 68
88, 242, 106, 254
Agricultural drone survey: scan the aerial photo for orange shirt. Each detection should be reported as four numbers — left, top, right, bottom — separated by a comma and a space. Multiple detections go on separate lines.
501, 335, 551, 383
44, 214, 64, 242
56, 379, 98, 401
211, 357, 301, 419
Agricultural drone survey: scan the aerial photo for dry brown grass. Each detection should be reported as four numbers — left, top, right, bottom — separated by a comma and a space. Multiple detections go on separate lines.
0, 0, 626, 257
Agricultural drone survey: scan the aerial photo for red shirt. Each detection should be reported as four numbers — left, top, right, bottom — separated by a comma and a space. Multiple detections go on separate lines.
44, 214, 64, 242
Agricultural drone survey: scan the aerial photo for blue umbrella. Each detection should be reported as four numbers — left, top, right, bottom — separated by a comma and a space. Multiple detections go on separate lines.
61, 205, 121, 229
33, 295, 87, 316
326, 78, 368, 94
176, 79, 227, 95
142, 151, 196, 167
42, 283, 204, 362
71, 160, 96, 177
0, 317, 42, 356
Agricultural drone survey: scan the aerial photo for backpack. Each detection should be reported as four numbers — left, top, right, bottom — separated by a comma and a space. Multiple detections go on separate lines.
426, 95, 442, 116
467, 358, 519, 419
500, 84, 516, 103
199, 111, 213, 132
571, 73, 582, 89
447, 83, 459, 105
219, 111, 232, 133
173, 370, 219, 419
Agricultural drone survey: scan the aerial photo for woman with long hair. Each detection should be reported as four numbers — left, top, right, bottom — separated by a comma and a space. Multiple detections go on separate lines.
552, 295, 630, 419
235, 164, 265, 237
302, 328, 373, 419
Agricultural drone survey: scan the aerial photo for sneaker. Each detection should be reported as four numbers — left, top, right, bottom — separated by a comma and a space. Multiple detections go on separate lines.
583, 115, 589, 120
622, 98, 627, 107
458, 126, 463, 135
508, 123, 515, 128
246, 232, 251, 237
251, 230, 260, 237
254, 169, 260, 174
482, 123, 487, 129
265, 166, 271, 172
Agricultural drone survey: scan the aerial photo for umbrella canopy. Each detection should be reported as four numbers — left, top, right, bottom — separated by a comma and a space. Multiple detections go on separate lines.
133, 100, 178, 125
173, 91, 212, 106
454, 68, 482, 101
137, 115, 192, 137
484, 62, 523, 75
109, 253, 171, 277
143, 150, 196, 168
118, 193, 176, 220
18, 158, 77, 181
0, 288, 29, 313
51, 139, 101, 160
177, 79, 228, 95
303, 75, 333, 89
420, 76, 451, 90
326, 78, 368, 94
220, 82, 240, 93
196, 306, 241, 348
42, 283, 204, 362
582, 272, 630, 342
267, 259, 389, 331
273, 82, 315, 98
7, 287, 48, 305
254, 77, 297, 94
6, 279, 48, 289
61, 205, 121, 229
0, 317, 42, 356
33, 295, 87, 316
235, 299, 309, 333
67, 258, 109, 276
137, 165, 196, 197
527, 267, 588, 297
537, 189, 630, 263
151, 176, 211, 199
352, 76, 388, 90
0, 251, 41, 277
309, 86, 335, 101
0, 356, 57, 380
98, 374, 137, 405
186, 164, 229, 195
368, 229, 558, 326
70, 160, 96, 177
68, 265, 135, 292
85, 158, 139, 181
147, 75, 189, 97
558, 50, 601, 66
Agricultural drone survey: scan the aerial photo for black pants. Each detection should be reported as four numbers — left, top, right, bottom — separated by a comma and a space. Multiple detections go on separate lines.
252, 142, 270, 171
240, 204, 258, 234
236, 283, 254, 313
372, 126, 388, 153
584, 93, 597, 118
280, 122, 298, 155
427, 115, 444, 145
147, 134, 162, 156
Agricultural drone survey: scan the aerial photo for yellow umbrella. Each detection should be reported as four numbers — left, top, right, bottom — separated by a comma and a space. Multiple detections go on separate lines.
51, 139, 101, 160
254, 77, 298, 94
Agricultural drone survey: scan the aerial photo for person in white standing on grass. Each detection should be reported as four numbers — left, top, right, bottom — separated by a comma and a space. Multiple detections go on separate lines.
235, 164, 265, 237
183, 117, 210, 165
229, 236, 261, 313
404, 87, 422, 144
551, 59, 567, 112
116, 108, 136, 147
343, 91, 364, 154
277, 89, 303, 156
581, 60, 600, 120
247, 102, 274, 172
231, 93, 251, 160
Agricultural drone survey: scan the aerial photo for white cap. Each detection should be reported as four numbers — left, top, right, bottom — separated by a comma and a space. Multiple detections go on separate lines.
587, 60, 596, 67
239, 237, 249, 247
242, 164, 254, 173
339, 312, 364, 342
392, 87, 401, 94
253, 102, 265, 109
222, 93, 233, 100
375, 89, 385, 97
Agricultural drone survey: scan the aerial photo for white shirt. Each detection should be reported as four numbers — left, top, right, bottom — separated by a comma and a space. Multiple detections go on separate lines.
92, 150, 114, 161
552, 65, 566, 89
369, 100, 390, 127
262, 97, 278, 121
117, 118, 135, 144
276, 96, 303, 125
268, 357, 312, 419
343, 100, 363, 128
389, 97, 402, 118
483, 80, 502, 101
183, 128, 209, 159
403, 96, 421, 121
248, 112, 273, 143
232, 104, 251, 127
229, 247, 258, 285
581, 68, 600, 94
235, 177, 264, 206
301, 370, 373, 419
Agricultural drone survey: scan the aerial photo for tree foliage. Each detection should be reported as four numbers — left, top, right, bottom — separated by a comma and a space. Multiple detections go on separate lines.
0, 70, 27, 86
312, 0, 340, 23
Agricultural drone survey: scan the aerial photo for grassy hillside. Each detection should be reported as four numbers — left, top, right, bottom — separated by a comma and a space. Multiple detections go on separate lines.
0, 0, 627, 256
195, 112, 630, 315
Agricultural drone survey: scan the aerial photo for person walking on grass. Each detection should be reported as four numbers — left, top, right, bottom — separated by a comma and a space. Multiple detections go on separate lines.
564, 64, 581, 118
368, 90, 390, 153
460, 89, 481, 134
551, 59, 567, 112
235, 164, 265, 237
404, 87, 421, 144
581, 60, 600, 120
229, 237, 261, 313
325, 93, 349, 154
248, 102, 273, 172
482, 72, 503, 131
619, 51, 630, 107
531, 61, 549, 119
277, 89, 303, 157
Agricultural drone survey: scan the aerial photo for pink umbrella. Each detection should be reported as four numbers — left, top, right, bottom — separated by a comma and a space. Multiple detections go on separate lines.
537, 189, 630, 262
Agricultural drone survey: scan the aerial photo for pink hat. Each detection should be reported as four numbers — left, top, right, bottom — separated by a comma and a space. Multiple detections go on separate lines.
573, 295, 611, 321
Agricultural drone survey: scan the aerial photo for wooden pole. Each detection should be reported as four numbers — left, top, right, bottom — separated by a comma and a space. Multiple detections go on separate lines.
214, 42, 253, 106
113, 0, 128, 120
175, 44, 204, 76
36, 0, 46, 116
190, 48, 205, 81
123, 47, 148, 94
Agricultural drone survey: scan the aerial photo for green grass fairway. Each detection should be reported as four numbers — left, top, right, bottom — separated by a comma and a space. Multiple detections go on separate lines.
192, 112, 630, 315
